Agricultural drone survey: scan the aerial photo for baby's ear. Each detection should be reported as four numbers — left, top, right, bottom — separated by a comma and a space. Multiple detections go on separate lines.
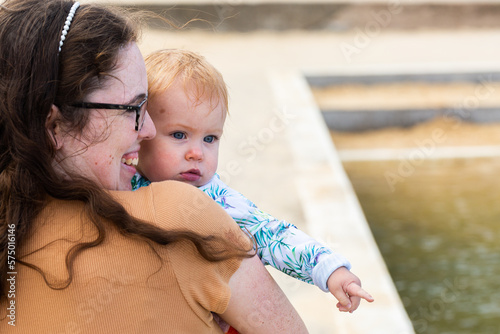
45, 104, 63, 150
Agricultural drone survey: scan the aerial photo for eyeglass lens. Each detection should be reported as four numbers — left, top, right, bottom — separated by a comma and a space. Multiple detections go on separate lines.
137, 100, 147, 131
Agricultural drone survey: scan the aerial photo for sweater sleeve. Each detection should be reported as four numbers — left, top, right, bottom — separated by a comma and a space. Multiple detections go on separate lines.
112, 181, 250, 316
199, 175, 351, 292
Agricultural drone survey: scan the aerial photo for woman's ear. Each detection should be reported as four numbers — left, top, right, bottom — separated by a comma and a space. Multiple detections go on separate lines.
46, 104, 63, 150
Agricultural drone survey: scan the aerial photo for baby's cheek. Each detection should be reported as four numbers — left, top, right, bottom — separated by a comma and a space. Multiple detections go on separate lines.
147, 157, 175, 182
158, 154, 178, 174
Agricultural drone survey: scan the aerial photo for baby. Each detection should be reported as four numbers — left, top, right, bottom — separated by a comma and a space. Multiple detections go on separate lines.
133, 49, 373, 315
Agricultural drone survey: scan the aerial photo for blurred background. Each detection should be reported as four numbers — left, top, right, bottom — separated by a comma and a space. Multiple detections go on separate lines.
92, 0, 500, 332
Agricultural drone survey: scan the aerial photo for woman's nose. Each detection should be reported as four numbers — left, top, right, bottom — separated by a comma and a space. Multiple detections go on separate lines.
138, 111, 156, 140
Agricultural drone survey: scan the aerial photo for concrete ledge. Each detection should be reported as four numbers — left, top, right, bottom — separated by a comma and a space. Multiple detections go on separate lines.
88, 0, 500, 6
88, 0, 500, 31
308, 69, 500, 131
338, 146, 500, 161
91, 0, 500, 5
307, 71, 500, 86
321, 108, 500, 132
269, 70, 415, 333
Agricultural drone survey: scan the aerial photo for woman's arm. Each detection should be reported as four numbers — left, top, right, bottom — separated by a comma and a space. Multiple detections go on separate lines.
220, 255, 308, 333
119, 182, 307, 332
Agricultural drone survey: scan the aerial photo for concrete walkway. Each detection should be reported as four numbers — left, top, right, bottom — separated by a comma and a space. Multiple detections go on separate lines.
89, 1, 500, 332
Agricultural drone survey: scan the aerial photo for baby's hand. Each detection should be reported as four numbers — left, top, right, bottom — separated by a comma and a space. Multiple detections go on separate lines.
327, 267, 374, 313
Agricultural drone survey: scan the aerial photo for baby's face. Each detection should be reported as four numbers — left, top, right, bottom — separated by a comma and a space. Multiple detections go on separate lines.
138, 80, 225, 187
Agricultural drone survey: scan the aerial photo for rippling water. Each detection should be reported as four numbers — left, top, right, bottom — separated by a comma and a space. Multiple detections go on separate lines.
343, 157, 500, 334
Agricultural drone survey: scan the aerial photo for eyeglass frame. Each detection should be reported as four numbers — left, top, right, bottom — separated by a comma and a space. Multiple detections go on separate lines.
71, 96, 148, 131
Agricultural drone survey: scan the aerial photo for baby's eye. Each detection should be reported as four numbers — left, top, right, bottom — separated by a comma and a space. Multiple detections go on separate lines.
204, 135, 217, 143
172, 132, 186, 140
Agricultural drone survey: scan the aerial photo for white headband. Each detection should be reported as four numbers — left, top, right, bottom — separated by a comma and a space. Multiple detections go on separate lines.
58, 2, 80, 54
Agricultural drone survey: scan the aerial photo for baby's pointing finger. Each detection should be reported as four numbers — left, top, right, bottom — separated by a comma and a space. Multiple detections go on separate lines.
347, 284, 374, 303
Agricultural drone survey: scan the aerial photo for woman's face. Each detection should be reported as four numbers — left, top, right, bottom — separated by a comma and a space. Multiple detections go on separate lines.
54, 42, 156, 191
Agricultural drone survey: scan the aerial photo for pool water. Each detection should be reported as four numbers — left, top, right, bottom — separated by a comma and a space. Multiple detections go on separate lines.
343, 157, 500, 334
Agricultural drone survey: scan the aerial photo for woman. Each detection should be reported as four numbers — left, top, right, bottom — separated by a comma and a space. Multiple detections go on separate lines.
0, 0, 307, 332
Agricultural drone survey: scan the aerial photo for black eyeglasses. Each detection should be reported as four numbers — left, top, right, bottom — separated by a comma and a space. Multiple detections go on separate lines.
72, 96, 148, 131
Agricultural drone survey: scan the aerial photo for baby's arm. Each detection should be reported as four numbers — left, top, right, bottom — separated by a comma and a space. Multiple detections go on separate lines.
200, 175, 372, 308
